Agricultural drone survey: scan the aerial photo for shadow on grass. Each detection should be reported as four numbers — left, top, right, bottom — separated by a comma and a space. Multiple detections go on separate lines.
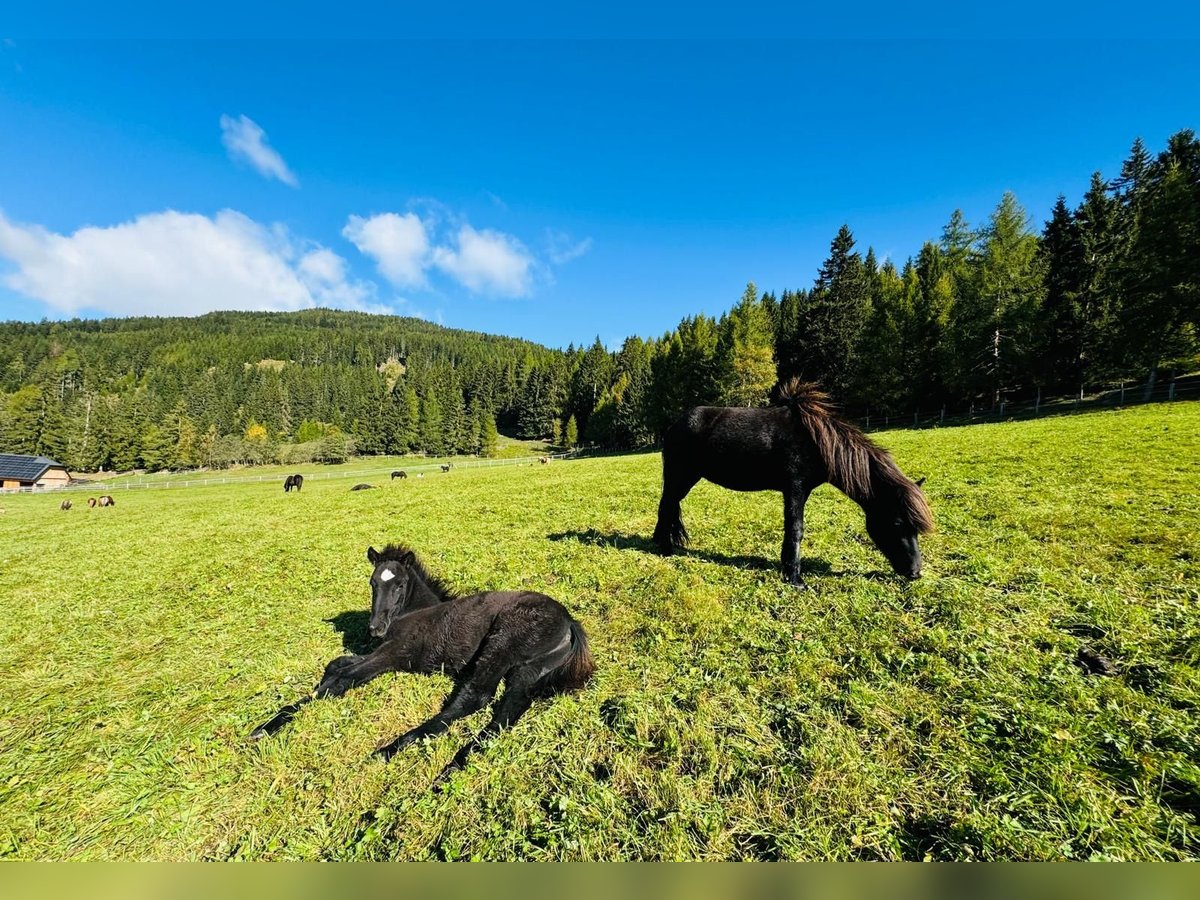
546, 528, 835, 577
325, 610, 376, 654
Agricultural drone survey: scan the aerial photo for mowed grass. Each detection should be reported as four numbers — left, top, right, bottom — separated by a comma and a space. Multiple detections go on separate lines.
0, 404, 1197, 860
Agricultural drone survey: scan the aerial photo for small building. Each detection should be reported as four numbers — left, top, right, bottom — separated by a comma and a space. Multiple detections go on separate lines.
0, 454, 72, 491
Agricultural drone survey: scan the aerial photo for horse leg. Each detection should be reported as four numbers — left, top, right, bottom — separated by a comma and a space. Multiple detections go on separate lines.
374, 653, 509, 761
429, 664, 543, 789
653, 466, 699, 554
781, 481, 811, 585
250, 652, 390, 739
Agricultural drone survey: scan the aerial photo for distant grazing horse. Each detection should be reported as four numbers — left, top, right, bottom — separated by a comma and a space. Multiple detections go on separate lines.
284, 474, 304, 493
391, 470, 407, 480
350, 483, 376, 491
251, 544, 594, 786
653, 378, 933, 584
60, 500, 72, 511
440, 464, 452, 473
98, 495, 116, 507
539, 457, 549, 464
87, 497, 97, 508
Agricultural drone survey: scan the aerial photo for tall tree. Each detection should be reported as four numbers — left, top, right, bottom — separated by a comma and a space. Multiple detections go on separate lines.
793, 225, 870, 399
720, 282, 777, 406
954, 192, 1046, 403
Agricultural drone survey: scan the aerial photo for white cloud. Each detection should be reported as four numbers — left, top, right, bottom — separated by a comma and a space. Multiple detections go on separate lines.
431, 224, 534, 297
342, 212, 430, 288
545, 229, 593, 265
0, 209, 382, 317
220, 114, 298, 187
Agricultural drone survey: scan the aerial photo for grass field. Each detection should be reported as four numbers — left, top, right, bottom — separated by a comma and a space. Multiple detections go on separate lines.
84, 433, 554, 488
1, 404, 1197, 860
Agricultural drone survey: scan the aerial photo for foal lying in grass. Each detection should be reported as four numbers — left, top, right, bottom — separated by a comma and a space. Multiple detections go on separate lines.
251, 544, 594, 786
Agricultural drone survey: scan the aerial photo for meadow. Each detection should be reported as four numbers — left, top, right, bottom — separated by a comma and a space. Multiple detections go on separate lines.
0, 404, 1197, 860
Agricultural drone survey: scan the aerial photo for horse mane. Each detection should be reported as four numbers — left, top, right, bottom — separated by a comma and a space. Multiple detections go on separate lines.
770, 378, 934, 534
375, 543, 458, 602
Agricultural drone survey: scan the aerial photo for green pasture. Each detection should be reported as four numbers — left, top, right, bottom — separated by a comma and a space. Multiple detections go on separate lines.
0, 404, 1197, 859
86, 434, 553, 488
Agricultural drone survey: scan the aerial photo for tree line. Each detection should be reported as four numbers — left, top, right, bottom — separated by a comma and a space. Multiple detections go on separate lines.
1, 131, 1196, 472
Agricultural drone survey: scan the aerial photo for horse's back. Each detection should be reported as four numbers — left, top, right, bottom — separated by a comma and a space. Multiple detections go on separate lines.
665, 405, 797, 491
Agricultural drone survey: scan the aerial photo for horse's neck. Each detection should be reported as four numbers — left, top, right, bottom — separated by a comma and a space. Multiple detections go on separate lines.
407, 573, 451, 609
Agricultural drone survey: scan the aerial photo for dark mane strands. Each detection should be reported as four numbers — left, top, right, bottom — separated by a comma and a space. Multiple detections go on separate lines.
772, 378, 934, 535
374, 543, 458, 602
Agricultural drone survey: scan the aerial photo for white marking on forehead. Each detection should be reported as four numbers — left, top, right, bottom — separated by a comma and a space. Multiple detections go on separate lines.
379, 569, 396, 582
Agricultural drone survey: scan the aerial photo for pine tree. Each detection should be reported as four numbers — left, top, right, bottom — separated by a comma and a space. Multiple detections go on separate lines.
478, 407, 499, 457
565, 414, 578, 448
795, 225, 869, 399
955, 192, 1046, 403
720, 282, 776, 406
1039, 194, 1085, 390
1117, 129, 1200, 396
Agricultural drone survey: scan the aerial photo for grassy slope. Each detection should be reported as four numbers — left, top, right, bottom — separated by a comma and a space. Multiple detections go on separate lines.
82, 435, 553, 487
0, 404, 1196, 860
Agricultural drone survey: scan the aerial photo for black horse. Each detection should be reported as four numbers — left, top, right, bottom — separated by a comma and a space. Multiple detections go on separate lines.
350, 483, 376, 491
653, 378, 933, 584
440, 464, 452, 473
284, 474, 304, 493
391, 470, 407, 480
250, 544, 594, 785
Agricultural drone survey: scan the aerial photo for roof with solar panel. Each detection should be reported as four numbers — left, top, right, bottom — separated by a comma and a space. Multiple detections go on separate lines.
0, 454, 65, 481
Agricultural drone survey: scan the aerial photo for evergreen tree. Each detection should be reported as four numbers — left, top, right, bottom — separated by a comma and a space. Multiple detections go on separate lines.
478, 406, 499, 457
795, 225, 869, 399
954, 192, 1046, 403
720, 281, 776, 406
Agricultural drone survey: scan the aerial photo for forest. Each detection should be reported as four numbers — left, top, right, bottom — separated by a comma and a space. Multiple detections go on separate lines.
1, 131, 1197, 473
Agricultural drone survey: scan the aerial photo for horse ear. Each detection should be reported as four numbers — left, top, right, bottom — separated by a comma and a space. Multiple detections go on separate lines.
367, 546, 380, 564
915, 476, 927, 488
401, 551, 415, 566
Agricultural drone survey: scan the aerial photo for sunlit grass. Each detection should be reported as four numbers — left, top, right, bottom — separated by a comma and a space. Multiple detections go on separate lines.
0, 404, 1197, 859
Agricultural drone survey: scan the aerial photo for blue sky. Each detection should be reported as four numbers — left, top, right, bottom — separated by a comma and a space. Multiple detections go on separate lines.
1, 37, 1198, 348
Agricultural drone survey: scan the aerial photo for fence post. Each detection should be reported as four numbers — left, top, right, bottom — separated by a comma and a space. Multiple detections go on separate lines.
1169, 380, 1176, 401
969, 403, 974, 421
1035, 387, 1041, 415
999, 401, 1005, 418
866, 414, 870, 429
914, 410, 919, 427
940, 406, 945, 425
1120, 383, 1125, 405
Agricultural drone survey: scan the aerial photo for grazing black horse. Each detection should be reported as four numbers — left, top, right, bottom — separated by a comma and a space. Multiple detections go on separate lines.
251, 544, 594, 786
391, 470, 407, 480
350, 483, 376, 491
653, 378, 933, 584
440, 464, 452, 473
283, 474, 304, 493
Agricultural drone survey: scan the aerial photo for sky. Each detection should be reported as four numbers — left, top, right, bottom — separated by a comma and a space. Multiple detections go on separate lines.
1, 34, 1198, 349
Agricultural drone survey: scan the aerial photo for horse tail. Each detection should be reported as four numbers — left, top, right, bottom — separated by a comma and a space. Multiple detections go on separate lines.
534, 619, 595, 698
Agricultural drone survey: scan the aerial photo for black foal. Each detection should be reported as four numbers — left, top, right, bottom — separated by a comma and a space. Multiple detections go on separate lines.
251, 545, 593, 786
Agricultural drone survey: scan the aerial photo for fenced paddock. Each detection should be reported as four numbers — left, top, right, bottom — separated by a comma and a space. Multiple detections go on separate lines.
50, 451, 580, 495
0, 403, 1197, 860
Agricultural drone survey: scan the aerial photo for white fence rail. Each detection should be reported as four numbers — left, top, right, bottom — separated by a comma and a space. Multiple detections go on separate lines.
2, 451, 579, 495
